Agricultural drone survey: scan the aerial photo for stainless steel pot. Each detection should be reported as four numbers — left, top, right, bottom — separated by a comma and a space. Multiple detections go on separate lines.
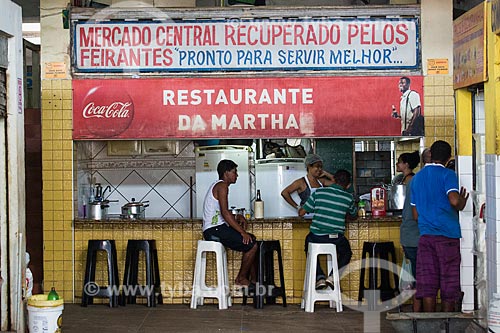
387, 184, 406, 211
88, 201, 109, 220
121, 198, 149, 220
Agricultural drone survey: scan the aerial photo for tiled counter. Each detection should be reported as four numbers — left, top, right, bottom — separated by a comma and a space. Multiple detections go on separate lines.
74, 216, 402, 304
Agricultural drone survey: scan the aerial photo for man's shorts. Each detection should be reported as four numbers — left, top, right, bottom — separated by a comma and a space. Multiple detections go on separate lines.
415, 235, 461, 302
203, 224, 255, 252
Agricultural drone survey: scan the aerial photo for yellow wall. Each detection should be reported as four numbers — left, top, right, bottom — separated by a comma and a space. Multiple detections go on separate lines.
455, 89, 473, 156
73, 220, 402, 304
485, 1, 500, 155
422, 76, 456, 151
75, 222, 298, 304
41, 78, 74, 299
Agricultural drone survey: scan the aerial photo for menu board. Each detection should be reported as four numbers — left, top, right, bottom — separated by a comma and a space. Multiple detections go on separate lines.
316, 139, 354, 175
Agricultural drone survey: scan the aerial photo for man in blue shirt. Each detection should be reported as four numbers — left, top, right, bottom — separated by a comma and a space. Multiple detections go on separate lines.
410, 141, 469, 312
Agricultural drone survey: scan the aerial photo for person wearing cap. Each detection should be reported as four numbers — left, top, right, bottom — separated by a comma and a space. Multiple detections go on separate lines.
281, 154, 335, 213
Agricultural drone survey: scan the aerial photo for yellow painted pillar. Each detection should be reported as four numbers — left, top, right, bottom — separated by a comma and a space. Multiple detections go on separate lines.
485, 1, 500, 155
455, 89, 472, 156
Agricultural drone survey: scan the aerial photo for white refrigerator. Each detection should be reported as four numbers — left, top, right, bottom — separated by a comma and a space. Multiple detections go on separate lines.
255, 158, 306, 218
195, 145, 251, 218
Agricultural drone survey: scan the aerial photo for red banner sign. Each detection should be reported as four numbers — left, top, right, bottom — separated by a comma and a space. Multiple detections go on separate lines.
72, 76, 423, 139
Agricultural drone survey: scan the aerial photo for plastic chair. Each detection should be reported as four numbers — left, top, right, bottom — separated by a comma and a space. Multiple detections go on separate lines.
301, 243, 343, 313
358, 241, 399, 304
243, 240, 287, 309
81, 240, 119, 307
190, 240, 231, 310
120, 239, 163, 307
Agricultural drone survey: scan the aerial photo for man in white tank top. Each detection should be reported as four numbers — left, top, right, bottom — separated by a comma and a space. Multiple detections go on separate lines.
202, 159, 257, 287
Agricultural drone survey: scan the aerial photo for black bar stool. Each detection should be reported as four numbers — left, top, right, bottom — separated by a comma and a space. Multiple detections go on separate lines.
120, 239, 163, 307
243, 240, 287, 309
81, 239, 119, 307
358, 241, 399, 304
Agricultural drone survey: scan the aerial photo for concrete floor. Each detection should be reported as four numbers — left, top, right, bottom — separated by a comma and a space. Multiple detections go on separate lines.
62, 303, 399, 332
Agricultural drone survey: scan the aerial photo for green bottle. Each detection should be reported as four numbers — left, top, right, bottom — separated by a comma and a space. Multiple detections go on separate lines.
47, 287, 59, 300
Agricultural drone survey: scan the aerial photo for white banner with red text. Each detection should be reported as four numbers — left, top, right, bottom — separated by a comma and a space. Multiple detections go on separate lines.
73, 18, 419, 72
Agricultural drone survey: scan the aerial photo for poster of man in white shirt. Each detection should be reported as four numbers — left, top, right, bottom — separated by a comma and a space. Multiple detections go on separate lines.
391, 76, 424, 136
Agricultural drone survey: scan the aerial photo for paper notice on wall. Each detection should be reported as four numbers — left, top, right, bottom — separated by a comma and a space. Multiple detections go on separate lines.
427, 59, 449, 74
44, 62, 67, 79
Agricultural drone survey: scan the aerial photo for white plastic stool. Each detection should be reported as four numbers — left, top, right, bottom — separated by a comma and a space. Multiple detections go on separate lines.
301, 243, 343, 313
190, 240, 232, 310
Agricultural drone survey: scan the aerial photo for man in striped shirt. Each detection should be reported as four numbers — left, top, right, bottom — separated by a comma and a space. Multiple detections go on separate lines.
299, 169, 357, 289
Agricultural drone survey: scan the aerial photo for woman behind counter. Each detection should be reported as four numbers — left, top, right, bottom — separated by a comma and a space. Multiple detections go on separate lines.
397, 150, 422, 312
281, 154, 335, 212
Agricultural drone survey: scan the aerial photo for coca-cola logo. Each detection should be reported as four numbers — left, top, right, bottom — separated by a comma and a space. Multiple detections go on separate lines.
81, 86, 134, 138
83, 102, 132, 119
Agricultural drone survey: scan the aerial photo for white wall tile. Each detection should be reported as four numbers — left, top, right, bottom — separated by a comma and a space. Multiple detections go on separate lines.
477, 119, 485, 133
458, 174, 473, 191
461, 250, 474, 267
495, 156, 500, 174
462, 269, 474, 285
480, 145, 497, 302
457, 155, 472, 175
456, 154, 476, 312
460, 217, 473, 231
76, 141, 198, 219
461, 228, 473, 250
462, 285, 474, 312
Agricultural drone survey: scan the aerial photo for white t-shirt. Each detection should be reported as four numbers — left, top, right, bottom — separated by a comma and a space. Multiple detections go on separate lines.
399, 90, 421, 132
202, 180, 227, 231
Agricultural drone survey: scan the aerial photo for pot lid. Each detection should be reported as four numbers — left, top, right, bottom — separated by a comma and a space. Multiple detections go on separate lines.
89, 200, 109, 205
122, 198, 148, 207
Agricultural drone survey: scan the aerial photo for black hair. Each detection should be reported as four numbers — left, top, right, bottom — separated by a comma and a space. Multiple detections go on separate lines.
217, 159, 238, 179
400, 76, 411, 85
430, 140, 452, 164
399, 151, 420, 170
333, 169, 351, 187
